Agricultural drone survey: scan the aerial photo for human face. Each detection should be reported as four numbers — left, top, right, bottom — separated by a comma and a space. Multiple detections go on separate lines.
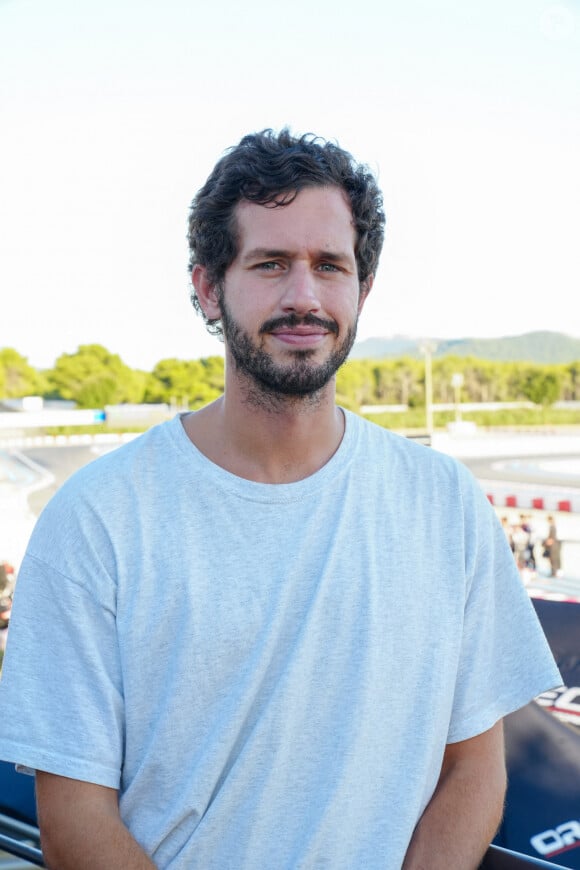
217, 186, 369, 398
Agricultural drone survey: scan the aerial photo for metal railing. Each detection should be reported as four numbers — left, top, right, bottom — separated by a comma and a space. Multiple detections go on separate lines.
481, 844, 573, 868
0, 814, 44, 868
0, 813, 574, 869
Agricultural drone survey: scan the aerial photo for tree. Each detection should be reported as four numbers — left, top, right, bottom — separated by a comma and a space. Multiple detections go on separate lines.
184, 359, 224, 408
145, 356, 224, 408
520, 367, 562, 406
46, 344, 145, 408
393, 358, 423, 406
335, 359, 375, 410
432, 356, 464, 404
562, 362, 580, 401
0, 348, 41, 398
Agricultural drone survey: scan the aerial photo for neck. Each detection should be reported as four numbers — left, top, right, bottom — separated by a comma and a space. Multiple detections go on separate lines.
182, 364, 345, 484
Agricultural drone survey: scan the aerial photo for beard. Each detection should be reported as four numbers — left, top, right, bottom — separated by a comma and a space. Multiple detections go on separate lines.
219, 297, 358, 401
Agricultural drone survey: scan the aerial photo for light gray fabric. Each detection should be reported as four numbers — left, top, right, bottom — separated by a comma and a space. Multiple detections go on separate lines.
0, 411, 561, 868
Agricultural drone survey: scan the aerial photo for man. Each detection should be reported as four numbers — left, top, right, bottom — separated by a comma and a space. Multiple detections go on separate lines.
0, 129, 561, 869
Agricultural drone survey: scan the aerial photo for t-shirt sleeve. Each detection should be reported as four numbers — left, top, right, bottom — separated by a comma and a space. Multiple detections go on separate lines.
0, 498, 124, 789
446, 466, 562, 744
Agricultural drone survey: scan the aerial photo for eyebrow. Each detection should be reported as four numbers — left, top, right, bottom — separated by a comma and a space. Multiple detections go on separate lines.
242, 248, 352, 264
242, 248, 291, 262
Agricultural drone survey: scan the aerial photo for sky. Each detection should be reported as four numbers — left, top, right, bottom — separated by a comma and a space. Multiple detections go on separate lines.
1, 0, 579, 371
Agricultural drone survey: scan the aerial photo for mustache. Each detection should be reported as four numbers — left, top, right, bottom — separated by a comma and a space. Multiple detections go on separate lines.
259, 313, 339, 336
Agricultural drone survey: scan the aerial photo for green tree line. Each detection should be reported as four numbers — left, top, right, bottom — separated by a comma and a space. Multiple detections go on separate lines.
336, 355, 579, 410
1, 345, 580, 411
0, 345, 224, 410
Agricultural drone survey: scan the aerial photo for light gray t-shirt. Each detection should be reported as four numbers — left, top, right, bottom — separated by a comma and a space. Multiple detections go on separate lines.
0, 411, 561, 868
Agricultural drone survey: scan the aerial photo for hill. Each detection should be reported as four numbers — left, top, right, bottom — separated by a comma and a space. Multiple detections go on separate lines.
351, 331, 580, 364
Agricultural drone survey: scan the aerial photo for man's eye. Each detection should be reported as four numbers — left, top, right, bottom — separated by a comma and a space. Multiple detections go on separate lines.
256, 261, 281, 270
319, 263, 340, 272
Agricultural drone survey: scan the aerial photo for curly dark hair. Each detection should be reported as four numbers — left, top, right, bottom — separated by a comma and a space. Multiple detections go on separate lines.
187, 128, 386, 336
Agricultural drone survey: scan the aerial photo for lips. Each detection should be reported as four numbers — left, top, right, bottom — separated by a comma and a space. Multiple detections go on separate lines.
260, 314, 339, 337
270, 327, 329, 346
270, 325, 328, 336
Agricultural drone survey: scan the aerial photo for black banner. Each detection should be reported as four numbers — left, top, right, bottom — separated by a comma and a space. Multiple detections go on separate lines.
494, 702, 580, 866
493, 597, 580, 867
532, 598, 580, 731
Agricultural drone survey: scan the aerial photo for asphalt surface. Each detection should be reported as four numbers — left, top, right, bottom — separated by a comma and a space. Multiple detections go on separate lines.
462, 453, 580, 489
0, 444, 120, 567
22, 445, 102, 516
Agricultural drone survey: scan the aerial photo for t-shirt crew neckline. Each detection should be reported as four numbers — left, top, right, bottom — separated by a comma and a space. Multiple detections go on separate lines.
170, 408, 359, 504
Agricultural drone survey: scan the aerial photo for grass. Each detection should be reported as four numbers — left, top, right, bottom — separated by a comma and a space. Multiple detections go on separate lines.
364, 406, 580, 433
6, 405, 580, 440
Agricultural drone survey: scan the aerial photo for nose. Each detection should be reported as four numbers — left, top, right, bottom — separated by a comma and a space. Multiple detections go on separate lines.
279, 263, 321, 314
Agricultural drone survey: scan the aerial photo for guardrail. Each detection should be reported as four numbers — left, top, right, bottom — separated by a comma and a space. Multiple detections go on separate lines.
0, 814, 43, 868
481, 843, 573, 868
0, 835, 573, 869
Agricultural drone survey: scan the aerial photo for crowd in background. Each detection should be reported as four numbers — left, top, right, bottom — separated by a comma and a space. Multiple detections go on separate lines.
501, 514, 562, 582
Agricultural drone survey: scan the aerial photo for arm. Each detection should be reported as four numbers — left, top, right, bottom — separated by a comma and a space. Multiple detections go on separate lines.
402, 720, 506, 870
36, 771, 156, 870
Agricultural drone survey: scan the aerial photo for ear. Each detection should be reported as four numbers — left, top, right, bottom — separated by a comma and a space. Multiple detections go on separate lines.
357, 275, 374, 314
192, 265, 222, 320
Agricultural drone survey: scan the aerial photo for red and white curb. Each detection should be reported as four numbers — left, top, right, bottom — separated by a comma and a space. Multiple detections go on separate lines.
478, 479, 580, 514
528, 588, 580, 603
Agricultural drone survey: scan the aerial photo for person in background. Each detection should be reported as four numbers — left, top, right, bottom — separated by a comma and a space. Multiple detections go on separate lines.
0, 561, 14, 596
0, 561, 14, 642
544, 515, 562, 577
511, 517, 529, 571
523, 513, 538, 573
0, 129, 561, 870
500, 515, 515, 553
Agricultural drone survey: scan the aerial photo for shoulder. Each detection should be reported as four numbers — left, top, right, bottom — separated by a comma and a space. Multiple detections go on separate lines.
346, 410, 467, 476
345, 411, 492, 517
20, 418, 188, 588
47, 416, 181, 501
29, 418, 184, 549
